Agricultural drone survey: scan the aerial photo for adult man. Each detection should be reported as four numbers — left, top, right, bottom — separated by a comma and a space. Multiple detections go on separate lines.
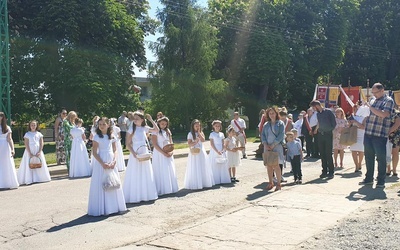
310, 100, 337, 179
117, 111, 129, 149
231, 112, 247, 159
359, 83, 394, 188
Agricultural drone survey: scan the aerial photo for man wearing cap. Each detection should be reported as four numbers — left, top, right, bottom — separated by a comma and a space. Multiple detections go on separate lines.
310, 100, 337, 179
359, 83, 395, 188
231, 112, 247, 159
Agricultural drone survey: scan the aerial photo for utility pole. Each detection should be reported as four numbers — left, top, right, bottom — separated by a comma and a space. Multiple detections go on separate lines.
0, 0, 11, 125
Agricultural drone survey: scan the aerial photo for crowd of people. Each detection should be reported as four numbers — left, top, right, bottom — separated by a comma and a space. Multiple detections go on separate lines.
258, 82, 400, 191
1, 82, 399, 216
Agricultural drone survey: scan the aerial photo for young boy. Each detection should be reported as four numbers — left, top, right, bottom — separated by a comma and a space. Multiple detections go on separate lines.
286, 131, 303, 184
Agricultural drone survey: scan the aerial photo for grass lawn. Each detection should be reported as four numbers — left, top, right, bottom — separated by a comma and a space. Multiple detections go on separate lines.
13, 129, 258, 167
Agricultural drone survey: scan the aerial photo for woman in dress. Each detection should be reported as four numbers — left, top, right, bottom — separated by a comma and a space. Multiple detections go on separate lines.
111, 118, 126, 172
123, 112, 159, 203
333, 108, 348, 168
69, 118, 92, 178
17, 120, 51, 185
54, 108, 67, 165
184, 119, 214, 190
387, 108, 400, 176
0, 112, 19, 189
209, 120, 231, 184
349, 104, 369, 173
88, 117, 126, 216
63, 111, 77, 171
261, 107, 285, 191
151, 116, 179, 195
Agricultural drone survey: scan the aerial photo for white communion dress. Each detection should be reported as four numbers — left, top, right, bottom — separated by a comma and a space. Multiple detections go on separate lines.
208, 132, 231, 184
151, 130, 179, 195
123, 126, 158, 203
0, 126, 19, 189
184, 132, 214, 190
69, 127, 92, 178
17, 131, 51, 185
112, 125, 126, 172
88, 134, 126, 216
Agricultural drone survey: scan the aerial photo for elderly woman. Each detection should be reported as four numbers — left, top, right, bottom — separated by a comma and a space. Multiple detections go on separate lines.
261, 106, 285, 191
63, 111, 78, 171
54, 108, 67, 165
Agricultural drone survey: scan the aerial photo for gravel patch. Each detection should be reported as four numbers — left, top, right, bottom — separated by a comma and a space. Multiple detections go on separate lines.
298, 188, 400, 250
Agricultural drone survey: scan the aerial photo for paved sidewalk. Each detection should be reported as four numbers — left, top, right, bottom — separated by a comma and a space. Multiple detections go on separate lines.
118, 152, 399, 249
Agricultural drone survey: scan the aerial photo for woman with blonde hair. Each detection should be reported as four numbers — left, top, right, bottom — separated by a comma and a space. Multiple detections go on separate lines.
333, 107, 348, 168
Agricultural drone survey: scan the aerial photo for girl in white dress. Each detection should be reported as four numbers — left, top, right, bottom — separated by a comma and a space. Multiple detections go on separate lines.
184, 119, 214, 190
111, 118, 126, 172
208, 120, 231, 185
0, 112, 19, 189
151, 116, 179, 195
17, 120, 51, 185
88, 117, 126, 216
225, 126, 241, 183
69, 119, 92, 178
123, 112, 159, 203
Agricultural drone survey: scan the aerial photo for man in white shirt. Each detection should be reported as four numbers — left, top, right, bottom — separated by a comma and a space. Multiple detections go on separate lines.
117, 111, 128, 149
308, 108, 320, 158
230, 112, 247, 159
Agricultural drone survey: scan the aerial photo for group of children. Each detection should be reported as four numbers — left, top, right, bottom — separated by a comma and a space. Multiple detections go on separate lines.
0, 110, 246, 217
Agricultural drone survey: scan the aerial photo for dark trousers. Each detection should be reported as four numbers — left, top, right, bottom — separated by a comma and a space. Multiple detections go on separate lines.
121, 131, 127, 148
298, 136, 305, 150
364, 134, 387, 185
304, 132, 313, 156
318, 131, 334, 175
312, 126, 320, 157
290, 155, 302, 180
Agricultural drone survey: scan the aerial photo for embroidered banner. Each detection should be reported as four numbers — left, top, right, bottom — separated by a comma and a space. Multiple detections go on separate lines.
341, 86, 360, 116
393, 90, 400, 106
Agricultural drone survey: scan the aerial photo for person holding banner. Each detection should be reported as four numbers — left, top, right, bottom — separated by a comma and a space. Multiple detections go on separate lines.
231, 112, 247, 159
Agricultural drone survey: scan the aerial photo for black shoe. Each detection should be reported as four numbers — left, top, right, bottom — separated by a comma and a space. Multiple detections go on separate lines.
235, 178, 240, 183
231, 177, 236, 183
376, 183, 385, 188
298, 179, 302, 184
327, 174, 334, 179
242, 155, 247, 159
359, 180, 373, 185
319, 173, 327, 178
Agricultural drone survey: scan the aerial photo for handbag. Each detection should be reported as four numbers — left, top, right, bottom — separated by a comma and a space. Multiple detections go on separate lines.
102, 169, 121, 191
263, 151, 279, 166
162, 144, 174, 153
29, 156, 42, 169
339, 126, 357, 146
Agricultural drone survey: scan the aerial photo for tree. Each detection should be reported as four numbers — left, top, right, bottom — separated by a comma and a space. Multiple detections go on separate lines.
8, 0, 153, 122
149, 0, 230, 129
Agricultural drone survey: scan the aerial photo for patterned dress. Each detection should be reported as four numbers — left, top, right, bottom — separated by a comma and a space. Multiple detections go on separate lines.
389, 111, 400, 147
62, 120, 74, 170
55, 116, 66, 165
333, 118, 348, 150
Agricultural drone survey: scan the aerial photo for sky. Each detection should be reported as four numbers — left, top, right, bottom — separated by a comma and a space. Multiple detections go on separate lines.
134, 0, 207, 77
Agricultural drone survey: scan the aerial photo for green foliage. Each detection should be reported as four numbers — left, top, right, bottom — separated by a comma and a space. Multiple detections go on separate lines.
8, 0, 152, 122
150, 0, 231, 130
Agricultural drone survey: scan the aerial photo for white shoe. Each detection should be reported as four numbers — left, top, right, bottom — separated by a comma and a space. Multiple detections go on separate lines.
281, 176, 287, 183
273, 177, 278, 185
